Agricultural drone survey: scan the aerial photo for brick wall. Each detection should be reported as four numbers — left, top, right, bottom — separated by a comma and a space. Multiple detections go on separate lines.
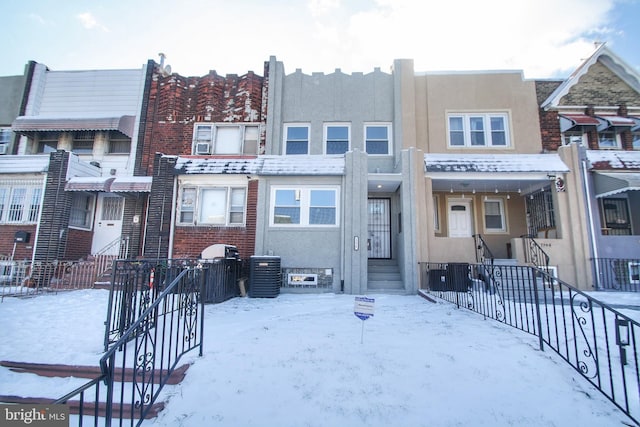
66, 228, 92, 260
0, 225, 37, 259
143, 154, 175, 258
560, 61, 640, 107
171, 179, 258, 259
538, 109, 562, 151
137, 64, 266, 176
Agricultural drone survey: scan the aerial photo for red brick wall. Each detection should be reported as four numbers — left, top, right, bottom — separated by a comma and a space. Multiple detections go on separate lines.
139, 68, 266, 175
538, 110, 562, 151
171, 180, 258, 259
65, 228, 93, 260
0, 225, 37, 260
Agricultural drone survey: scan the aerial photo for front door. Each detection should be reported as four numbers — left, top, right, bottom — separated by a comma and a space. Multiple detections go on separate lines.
92, 194, 124, 255
448, 199, 472, 238
368, 198, 391, 259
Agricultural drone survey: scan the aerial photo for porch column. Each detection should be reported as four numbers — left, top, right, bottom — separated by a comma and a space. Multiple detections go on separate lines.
400, 147, 425, 294
343, 149, 368, 295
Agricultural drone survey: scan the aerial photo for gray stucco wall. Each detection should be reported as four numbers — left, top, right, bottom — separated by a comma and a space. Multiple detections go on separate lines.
0, 75, 27, 125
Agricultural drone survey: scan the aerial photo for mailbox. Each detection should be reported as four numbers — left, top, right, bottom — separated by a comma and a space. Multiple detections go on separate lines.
14, 231, 30, 243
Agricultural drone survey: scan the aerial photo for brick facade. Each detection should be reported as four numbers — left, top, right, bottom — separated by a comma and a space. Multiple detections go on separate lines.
65, 228, 93, 260
0, 224, 37, 259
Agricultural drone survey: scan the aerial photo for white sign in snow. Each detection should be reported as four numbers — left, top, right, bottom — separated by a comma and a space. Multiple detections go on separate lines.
354, 296, 375, 321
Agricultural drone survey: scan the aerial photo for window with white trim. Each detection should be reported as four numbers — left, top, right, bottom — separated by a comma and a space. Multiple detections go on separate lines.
271, 186, 339, 227
324, 123, 350, 154
192, 123, 259, 155
365, 123, 392, 155
284, 124, 310, 155
0, 185, 42, 224
448, 113, 510, 147
69, 193, 95, 229
598, 130, 621, 149
562, 131, 585, 146
633, 131, 640, 150
178, 186, 246, 226
107, 131, 131, 154
483, 198, 506, 232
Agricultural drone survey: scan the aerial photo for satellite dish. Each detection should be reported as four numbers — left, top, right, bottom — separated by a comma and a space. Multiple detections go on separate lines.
164, 64, 171, 75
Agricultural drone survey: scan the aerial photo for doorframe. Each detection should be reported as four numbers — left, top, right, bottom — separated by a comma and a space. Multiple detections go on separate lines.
447, 197, 473, 238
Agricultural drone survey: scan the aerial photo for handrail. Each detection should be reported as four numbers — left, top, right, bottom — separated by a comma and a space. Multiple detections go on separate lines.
473, 234, 495, 264
419, 261, 640, 426
54, 264, 204, 426
520, 234, 550, 270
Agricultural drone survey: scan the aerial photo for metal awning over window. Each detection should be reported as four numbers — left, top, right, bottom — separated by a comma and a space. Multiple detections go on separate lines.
631, 117, 640, 132
65, 176, 151, 193
12, 115, 135, 138
559, 114, 600, 132
595, 116, 637, 132
593, 172, 640, 198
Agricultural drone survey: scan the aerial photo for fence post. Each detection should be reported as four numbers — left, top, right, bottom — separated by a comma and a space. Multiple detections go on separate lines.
532, 267, 545, 352
198, 263, 205, 357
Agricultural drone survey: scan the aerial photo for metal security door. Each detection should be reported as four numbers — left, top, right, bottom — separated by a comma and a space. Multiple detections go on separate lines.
368, 199, 391, 259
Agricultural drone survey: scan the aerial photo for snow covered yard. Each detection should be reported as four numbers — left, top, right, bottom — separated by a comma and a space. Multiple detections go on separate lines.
0, 289, 635, 426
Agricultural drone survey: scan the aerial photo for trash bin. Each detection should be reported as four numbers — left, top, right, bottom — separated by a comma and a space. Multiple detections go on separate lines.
200, 244, 241, 303
445, 263, 471, 292
428, 269, 447, 291
248, 256, 281, 298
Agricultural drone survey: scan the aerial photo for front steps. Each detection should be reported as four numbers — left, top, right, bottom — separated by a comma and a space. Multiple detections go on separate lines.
367, 259, 405, 293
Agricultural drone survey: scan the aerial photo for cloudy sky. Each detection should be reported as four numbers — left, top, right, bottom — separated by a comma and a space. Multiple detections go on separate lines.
2, 0, 639, 79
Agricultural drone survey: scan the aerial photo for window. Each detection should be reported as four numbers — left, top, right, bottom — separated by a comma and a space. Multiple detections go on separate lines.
600, 198, 631, 236
0, 128, 11, 145
484, 198, 505, 232
107, 131, 131, 154
72, 131, 95, 154
37, 133, 58, 154
447, 113, 510, 147
0, 184, 42, 224
69, 193, 95, 229
271, 186, 339, 227
562, 131, 585, 146
192, 123, 260, 155
365, 124, 391, 155
324, 124, 350, 154
178, 186, 246, 226
598, 131, 621, 149
632, 131, 640, 150
284, 124, 309, 155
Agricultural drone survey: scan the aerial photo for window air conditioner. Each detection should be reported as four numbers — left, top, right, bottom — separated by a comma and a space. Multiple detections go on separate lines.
0, 144, 7, 155
195, 142, 211, 155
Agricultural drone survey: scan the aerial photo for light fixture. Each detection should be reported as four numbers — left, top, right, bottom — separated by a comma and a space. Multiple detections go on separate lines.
472, 189, 476, 194
494, 188, 498, 194
507, 194, 511, 199
616, 318, 630, 346
377, 184, 383, 189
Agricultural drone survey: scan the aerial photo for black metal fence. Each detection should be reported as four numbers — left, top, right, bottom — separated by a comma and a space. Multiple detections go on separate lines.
104, 258, 241, 349
594, 258, 640, 292
54, 264, 205, 426
419, 261, 640, 426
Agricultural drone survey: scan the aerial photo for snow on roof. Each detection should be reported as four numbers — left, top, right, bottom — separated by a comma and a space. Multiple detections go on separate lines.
586, 150, 640, 170
424, 153, 570, 173
175, 155, 345, 176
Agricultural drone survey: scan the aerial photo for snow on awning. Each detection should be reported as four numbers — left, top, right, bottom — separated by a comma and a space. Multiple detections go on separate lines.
593, 172, 640, 198
65, 176, 152, 192
175, 157, 263, 174
596, 115, 637, 131
12, 115, 136, 138
260, 155, 345, 175
587, 150, 640, 170
424, 153, 570, 174
559, 114, 600, 132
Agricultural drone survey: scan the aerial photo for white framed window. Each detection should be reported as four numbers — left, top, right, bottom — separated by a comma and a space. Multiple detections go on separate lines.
284, 124, 310, 155
270, 186, 339, 227
107, 131, 131, 154
633, 131, 640, 150
192, 123, 259, 155
483, 198, 506, 232
69, 193, 95, 229
324, 123, 350, 154
598, 131, 621, 149
0, 128, 11, 145
447, 113, 510, 147
178, 186, 246, 226
562, 131, 585, 146
0, 184, 42, 224
365, 123, 392, 155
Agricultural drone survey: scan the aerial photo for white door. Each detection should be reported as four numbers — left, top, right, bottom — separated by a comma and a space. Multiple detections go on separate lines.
92, 194, 124, 255
448, 199, 473, 238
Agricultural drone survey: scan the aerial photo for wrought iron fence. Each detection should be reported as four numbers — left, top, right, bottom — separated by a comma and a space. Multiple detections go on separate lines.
419, 261, 640, 426
104, 258, 241, 350
594, 258, 640, 292
54, 263, 205, 427
0, 258, 103, 300
472, 234, 494, 264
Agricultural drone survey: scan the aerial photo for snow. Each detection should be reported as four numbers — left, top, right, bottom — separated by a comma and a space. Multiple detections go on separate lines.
424, 153, 570, 173
0, 289, 634, 426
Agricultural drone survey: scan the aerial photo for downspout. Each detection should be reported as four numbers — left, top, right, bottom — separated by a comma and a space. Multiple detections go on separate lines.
340, 173, 346, 293
582, 158, 599, 288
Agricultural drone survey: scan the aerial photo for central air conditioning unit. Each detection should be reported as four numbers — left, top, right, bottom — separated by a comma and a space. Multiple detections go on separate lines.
248, 256, 281, 298
195, 142, 211, 155
0, 144, 7, 155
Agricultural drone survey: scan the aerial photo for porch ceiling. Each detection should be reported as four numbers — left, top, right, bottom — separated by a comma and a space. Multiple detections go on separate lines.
368, 173, 401, 193
429, 175, 555, 195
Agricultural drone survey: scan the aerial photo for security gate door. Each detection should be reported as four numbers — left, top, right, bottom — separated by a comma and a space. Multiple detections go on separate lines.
368, 199, 391, 259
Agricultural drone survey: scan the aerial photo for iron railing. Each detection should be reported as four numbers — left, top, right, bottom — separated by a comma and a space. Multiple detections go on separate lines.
521, 234, 551, 271
104, 258, 241, 350
419, 261, 640, 426
594, 258, 640, 292
54, 264, 205, 427
473, 234, 494, 265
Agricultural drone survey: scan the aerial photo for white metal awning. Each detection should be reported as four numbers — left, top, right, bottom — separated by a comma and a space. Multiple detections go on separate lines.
593, 172, 640, 198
